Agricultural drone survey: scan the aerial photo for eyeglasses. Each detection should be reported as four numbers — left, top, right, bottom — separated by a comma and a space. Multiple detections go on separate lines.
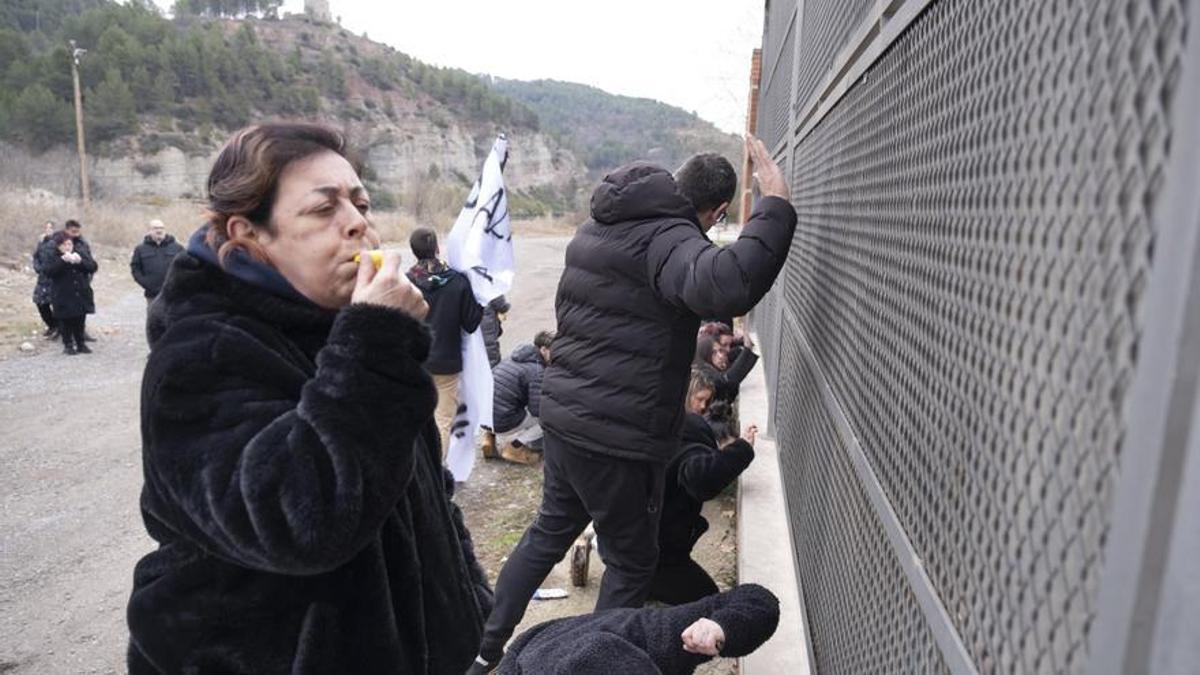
715, 209, 728, 226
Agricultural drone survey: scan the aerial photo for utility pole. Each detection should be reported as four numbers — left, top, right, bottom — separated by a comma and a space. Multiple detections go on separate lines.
69, 40, 89, 207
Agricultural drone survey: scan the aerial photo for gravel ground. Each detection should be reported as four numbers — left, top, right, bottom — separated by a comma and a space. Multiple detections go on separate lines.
0, 235, 738, 674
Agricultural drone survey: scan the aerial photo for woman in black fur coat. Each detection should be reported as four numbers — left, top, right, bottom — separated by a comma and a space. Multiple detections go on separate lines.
126, 123, 492, 674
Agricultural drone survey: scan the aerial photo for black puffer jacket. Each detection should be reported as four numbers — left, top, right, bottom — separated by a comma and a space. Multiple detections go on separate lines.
659, 414, 754, 563
126, 251, 492, 674
482, 295, 510, 368
498, 584, 780, 674
130, 234, 184, 298
43, 246, 98, 318
540, 163, 796, 463
407, 259, 484, 375
492, 343, 546, 433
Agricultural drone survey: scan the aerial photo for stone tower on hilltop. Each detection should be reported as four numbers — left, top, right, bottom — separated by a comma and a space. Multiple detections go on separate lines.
305, 0, 332, 23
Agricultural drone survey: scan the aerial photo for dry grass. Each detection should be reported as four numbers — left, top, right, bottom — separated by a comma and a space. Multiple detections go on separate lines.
0, 190, 578, 269
0, 191, 206, 268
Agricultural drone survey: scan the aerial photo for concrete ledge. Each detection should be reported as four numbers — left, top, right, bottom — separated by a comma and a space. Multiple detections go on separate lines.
737, 357, 812, 674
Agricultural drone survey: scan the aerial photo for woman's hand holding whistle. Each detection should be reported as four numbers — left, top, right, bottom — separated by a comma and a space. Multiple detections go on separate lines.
351, 250, 428, 321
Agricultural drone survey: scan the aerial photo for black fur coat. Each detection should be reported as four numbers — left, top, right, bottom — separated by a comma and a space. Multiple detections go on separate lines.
126, 252, 492, 674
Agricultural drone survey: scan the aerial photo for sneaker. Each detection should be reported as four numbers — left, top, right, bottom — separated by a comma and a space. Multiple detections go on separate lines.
464, 654, 500, 675
43, 327, 57, 338
500, 442, 541, 466
480, 430, 498, 459
76, 343, 92, 354
63, 344, 77, 355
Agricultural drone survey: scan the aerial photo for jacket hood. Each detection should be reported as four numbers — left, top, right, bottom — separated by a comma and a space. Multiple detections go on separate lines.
143, 234, 178, 246
510, 343, 542, 364
185, 225, 312, 306
408, 259, 457, 292
589, 162, 700, 226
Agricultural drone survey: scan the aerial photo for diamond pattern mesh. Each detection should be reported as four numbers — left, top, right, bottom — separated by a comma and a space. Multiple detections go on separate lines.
757, 0, 796, 151
779, 326, 950, 674
792, 0, 875, 116
753, 0, 1188, 672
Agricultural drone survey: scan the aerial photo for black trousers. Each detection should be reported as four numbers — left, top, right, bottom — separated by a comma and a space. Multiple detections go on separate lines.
648, 557, 720, 606
35, 302, 54, 329
58, 316, 85, 348
479, 430, 666, 660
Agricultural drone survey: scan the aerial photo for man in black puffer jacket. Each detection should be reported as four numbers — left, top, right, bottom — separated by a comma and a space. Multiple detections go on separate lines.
472, 136, 795, 671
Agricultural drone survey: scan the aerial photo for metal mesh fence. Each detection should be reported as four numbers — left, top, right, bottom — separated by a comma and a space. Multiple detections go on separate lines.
757, 0, 796, 152
778, 327, 950, 673
753, 0, 1189, 672
791, 0, 875, 117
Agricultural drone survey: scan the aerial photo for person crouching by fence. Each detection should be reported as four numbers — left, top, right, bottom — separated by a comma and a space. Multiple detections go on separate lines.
125, 123, 492, 674
649, 370, 756, 605
484, 330, 554, 465
694, 332, 758, 411
497, 584, 779, 674
44, 230, 97, 355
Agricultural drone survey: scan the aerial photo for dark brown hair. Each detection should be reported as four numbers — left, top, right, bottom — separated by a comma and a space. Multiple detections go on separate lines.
698, 321, 733, 338
409, 226, 439, 260
696, 334, 721, 367
204, 123, 353, 265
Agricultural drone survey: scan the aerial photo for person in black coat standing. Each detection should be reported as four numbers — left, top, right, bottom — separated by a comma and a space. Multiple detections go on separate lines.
129, 219, 183, 301
407, 226, 485, 458
651, 371, 756, 606
61, 219, 99, 343
44, 230, 97, 355
496, 584, 779, 674
31, 220, 57, 338
126, 123, 492, 674
473, 136, 796, 671
482, 294, 511, 368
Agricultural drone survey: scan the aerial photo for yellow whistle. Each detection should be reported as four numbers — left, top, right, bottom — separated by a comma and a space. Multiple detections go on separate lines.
353, 250, 385, 269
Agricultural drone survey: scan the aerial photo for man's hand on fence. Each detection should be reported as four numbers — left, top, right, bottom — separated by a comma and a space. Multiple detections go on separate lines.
746, 135, 790, 201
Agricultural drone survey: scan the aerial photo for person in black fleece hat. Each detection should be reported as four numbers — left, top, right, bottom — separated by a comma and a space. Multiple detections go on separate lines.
493, 583, 779, 674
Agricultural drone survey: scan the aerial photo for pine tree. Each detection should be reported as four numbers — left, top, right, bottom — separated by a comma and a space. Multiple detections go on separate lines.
10, 84, 71, 151
88, 68, 137, 141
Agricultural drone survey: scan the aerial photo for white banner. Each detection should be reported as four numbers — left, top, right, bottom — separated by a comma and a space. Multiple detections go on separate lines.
444, 135, 514, 481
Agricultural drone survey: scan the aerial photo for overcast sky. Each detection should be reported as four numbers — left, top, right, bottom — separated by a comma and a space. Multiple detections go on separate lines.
153, 0, 765, 135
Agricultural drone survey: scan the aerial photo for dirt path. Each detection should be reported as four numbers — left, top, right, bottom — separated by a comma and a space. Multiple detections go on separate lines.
0, 235, 737, 674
